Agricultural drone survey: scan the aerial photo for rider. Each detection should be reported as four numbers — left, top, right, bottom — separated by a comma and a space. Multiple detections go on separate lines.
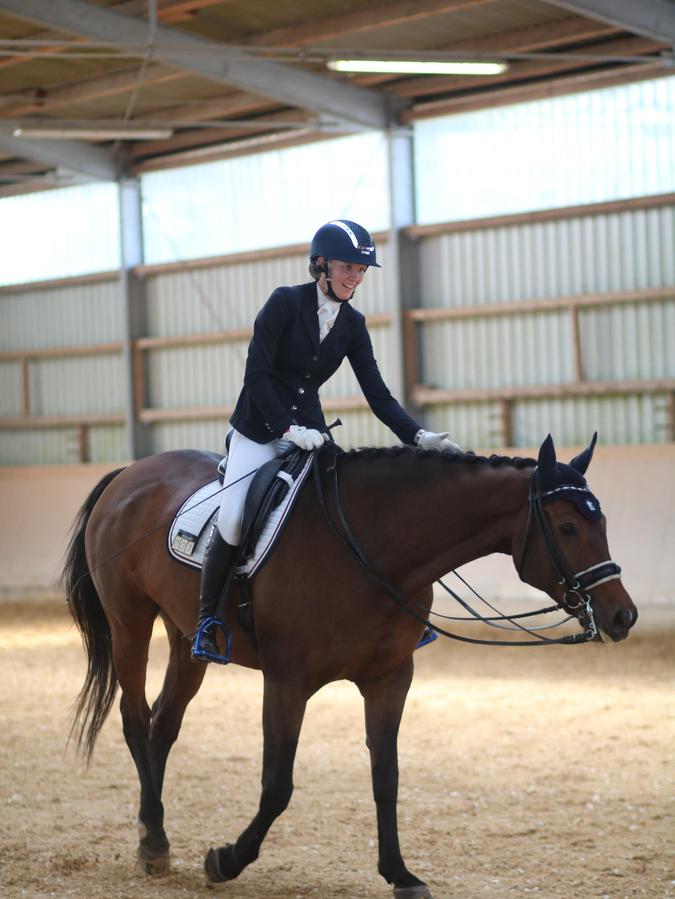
192, 219, 462, 662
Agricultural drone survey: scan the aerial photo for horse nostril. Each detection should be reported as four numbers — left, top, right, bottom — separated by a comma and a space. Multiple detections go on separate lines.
614, 608, 635, 631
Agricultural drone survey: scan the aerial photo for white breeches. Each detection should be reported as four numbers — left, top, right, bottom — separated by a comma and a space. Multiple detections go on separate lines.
216, 429, 284, 545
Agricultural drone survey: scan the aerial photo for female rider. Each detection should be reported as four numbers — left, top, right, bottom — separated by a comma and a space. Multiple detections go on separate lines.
192, 219, 461, 663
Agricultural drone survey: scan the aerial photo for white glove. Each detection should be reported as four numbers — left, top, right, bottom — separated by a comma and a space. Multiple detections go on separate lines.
283, 425, 326, 451
415, 429, 463, 455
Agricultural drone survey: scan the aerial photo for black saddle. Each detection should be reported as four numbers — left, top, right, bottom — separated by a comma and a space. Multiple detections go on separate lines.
238, 445, 312, 563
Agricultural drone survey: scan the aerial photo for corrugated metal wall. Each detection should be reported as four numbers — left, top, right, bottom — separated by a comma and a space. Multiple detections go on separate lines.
0, 276, 127, 464
415, 201, 675, 447
2, 201, 672, 462
418, 205, 675, 306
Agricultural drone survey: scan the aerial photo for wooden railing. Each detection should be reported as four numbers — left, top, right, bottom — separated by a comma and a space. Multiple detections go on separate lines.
402, 287, 675, 444
0, 316, 392, 460
2, 284, 674, 458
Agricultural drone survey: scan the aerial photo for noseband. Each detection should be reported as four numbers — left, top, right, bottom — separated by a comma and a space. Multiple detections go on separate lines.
516, 466, 622, 641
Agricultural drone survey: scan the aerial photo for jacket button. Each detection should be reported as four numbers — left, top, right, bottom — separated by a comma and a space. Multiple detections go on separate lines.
298, 388, 305, 395
291, 405, 298, 411
304, 372, 311, 379
312, 355, 319, 362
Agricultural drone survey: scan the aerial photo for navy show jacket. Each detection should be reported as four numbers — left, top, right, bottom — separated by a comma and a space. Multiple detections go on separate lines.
230, 281, 420, 445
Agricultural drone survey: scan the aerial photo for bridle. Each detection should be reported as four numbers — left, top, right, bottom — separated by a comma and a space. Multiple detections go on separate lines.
313, 448, 622, 647
515, 465, 623, 641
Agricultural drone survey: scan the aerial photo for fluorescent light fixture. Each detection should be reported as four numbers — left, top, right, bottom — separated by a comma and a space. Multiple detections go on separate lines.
328, 59, 508, 76
12, 126, 173, 140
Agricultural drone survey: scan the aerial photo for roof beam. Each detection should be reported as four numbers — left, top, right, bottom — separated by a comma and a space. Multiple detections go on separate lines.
0, 0, 396, 130
0, 128, 119, 180
543, 0, 675, 44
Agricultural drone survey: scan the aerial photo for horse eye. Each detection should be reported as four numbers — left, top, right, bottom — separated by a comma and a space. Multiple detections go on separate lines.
559, 523, 576, 536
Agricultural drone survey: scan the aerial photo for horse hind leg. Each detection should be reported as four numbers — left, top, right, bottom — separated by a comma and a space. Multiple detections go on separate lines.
148, 615, 206, 800
205, 677, 308, 883
111, 608, 171, 876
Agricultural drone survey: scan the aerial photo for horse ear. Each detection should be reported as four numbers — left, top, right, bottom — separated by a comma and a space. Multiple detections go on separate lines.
570, 431, 598, 475
537, 434, 557, 482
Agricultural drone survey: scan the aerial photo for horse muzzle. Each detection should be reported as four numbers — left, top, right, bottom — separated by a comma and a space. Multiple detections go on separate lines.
593, 603, 638, 642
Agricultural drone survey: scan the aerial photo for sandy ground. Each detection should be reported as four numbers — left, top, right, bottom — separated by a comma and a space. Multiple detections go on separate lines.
0, 601, 672, 899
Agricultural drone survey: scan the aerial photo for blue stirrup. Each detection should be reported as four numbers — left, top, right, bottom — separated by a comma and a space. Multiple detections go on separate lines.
191, 616, 232, 665
415, 627, 438, 650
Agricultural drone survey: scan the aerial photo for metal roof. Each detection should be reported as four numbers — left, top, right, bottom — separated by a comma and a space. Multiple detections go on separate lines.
0, 0, 673, 196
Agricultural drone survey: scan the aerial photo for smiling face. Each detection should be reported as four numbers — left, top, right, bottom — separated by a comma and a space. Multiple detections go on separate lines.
316, 256, 368, 302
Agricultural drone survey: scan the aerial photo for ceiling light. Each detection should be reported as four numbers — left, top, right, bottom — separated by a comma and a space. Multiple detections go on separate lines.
12, 126, 173, 140
328, 59, 508, 76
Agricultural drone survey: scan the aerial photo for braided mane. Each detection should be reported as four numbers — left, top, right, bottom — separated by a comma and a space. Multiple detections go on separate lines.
342, 444, 536, 469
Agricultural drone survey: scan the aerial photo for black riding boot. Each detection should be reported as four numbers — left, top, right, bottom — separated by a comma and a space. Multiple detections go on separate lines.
191, 526, 238, 663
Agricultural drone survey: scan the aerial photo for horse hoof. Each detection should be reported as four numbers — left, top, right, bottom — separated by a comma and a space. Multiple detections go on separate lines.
393, 886, 433, 899
135, 852, 171, 876
204, 844, 241, 883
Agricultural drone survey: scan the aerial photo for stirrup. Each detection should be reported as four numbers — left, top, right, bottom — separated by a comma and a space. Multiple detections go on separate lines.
415, 626, 438, 650
191, 616, 232, 665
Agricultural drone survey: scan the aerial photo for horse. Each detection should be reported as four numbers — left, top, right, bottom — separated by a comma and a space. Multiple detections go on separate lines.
63, 433, 637, 899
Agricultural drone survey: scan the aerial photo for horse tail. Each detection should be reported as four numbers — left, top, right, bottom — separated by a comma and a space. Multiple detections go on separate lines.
63, 467, 125, 762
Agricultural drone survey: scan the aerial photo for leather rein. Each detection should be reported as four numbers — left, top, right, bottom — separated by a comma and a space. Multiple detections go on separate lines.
312, 448, 621, 647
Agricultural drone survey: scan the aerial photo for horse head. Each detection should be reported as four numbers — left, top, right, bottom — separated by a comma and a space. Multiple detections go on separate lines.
516, 433, 637, 642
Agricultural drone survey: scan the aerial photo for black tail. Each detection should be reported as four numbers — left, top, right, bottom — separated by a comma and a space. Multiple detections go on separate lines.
63, 467, 125, 762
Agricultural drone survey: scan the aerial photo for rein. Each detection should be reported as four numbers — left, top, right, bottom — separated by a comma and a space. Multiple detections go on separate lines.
312, 448, 617, 647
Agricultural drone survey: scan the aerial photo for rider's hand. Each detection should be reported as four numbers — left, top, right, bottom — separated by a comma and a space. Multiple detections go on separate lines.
283, 425, 326, 451
415, 429, 463, 455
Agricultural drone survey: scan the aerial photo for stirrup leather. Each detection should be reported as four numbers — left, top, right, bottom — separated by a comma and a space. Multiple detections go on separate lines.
192, 616, 232, 665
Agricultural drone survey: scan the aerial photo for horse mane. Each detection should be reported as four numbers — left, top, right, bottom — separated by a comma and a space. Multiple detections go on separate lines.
342, 444, 536, 469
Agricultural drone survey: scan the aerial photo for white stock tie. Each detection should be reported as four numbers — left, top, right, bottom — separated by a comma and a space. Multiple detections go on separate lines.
318, 299, 339, 342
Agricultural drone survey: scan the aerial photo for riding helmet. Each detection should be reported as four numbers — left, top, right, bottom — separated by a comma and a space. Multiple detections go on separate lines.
309, 220, 381, 268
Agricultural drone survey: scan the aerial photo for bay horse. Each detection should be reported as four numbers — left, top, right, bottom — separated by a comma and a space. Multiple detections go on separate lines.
64, 434, 636, 899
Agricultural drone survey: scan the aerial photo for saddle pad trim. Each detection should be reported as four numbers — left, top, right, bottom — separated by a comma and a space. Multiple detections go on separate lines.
166, 454, 313, 576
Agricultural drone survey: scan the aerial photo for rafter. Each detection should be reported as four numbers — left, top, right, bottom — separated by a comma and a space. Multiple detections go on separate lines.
0, 0, 396, 129
544, 0, 675, 44
352, 15, 621, 88
0, 63, 184, 117
243, 0, 495, 47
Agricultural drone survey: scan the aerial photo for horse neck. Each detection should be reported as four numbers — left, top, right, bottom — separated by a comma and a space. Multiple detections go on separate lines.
342, 454, 530, 591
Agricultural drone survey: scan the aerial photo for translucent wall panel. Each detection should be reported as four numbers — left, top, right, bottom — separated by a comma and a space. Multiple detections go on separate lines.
415, 76, 675, 224
0, 183, 120, 286
142, 132, 390, 264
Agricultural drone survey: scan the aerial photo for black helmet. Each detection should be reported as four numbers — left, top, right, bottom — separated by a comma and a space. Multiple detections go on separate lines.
309, 219, 380, 268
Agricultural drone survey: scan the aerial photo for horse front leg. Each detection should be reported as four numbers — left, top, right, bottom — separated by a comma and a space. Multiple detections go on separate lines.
359, 659, 433, 899
205, 676, 307, 883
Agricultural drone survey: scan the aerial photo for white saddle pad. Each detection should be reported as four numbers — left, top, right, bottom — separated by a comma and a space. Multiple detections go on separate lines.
167, 453, 313, 577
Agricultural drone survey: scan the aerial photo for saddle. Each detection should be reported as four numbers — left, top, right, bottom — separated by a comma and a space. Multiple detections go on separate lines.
238, 445, 312, 563
168, 445, 318, 646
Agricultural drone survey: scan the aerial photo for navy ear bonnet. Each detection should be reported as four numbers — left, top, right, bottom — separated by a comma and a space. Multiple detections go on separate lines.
536, 433, 603, 521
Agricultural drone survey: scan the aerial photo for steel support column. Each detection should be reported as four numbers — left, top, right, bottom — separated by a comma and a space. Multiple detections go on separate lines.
387, 127, 422, 423
118, 177, 150, 459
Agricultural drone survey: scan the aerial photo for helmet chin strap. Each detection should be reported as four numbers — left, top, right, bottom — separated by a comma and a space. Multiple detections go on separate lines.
321, 260, 354, 303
